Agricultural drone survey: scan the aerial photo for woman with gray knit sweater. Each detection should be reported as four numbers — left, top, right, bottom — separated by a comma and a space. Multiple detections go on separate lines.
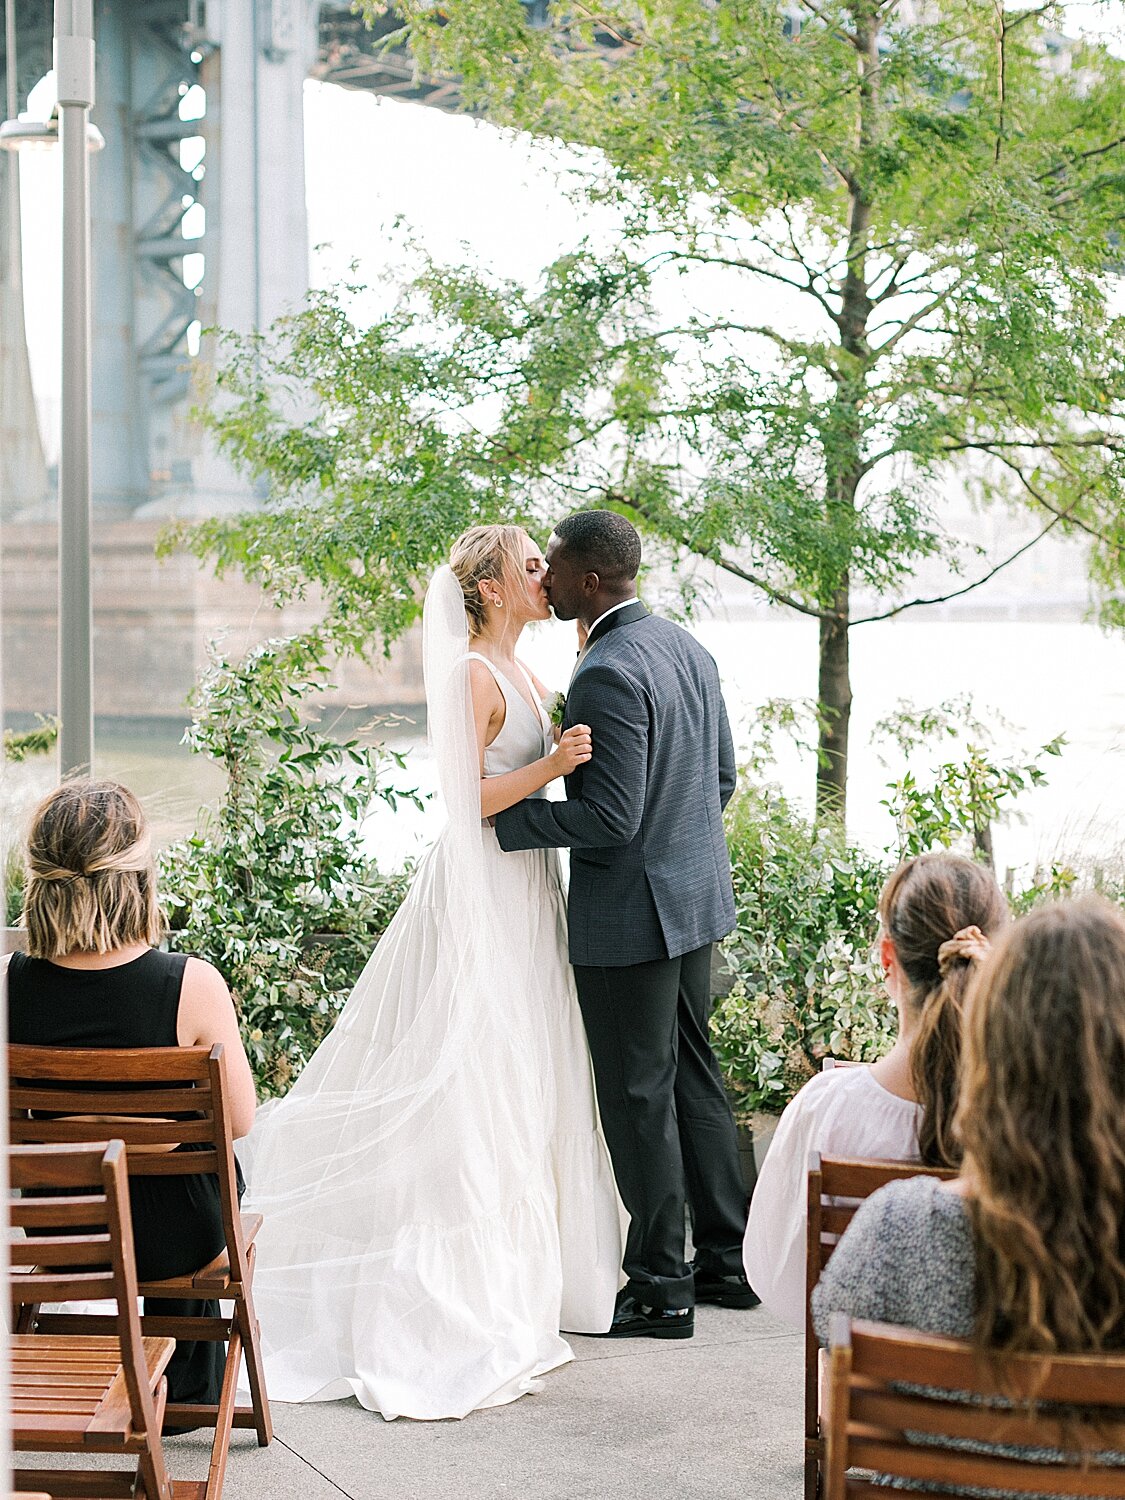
814, 897, 1125, 1484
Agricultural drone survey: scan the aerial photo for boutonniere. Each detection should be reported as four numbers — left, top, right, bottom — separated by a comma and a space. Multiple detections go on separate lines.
547, 691, 567, 729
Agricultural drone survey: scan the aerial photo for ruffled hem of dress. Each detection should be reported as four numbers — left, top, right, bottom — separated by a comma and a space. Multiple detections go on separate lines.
551, 1126, 625, 1334
253, 1178, 579, 1420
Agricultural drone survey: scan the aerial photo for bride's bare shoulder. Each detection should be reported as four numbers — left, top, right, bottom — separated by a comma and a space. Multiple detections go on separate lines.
467, 657, 504, 710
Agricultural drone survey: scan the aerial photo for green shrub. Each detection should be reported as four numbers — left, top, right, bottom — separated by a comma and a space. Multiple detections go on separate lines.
158, 634, 417, 1098
713, 784, 893, 1124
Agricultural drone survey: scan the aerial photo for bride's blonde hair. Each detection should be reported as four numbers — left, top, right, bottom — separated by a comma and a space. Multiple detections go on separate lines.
449, 525, 528, 638
22, 779, 163, 957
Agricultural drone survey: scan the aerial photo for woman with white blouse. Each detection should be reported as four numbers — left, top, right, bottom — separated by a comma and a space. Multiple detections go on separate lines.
742, 852, 1005, 1328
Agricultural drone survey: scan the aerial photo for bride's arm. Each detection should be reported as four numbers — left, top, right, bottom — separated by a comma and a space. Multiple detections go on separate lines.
470, 660, 591, 820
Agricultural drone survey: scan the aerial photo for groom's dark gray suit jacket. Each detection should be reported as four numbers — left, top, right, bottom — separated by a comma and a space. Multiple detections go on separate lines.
495, 602, 737, 967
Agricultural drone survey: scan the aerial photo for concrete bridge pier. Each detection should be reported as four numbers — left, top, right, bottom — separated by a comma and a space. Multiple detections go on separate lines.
158, 0, 320, 517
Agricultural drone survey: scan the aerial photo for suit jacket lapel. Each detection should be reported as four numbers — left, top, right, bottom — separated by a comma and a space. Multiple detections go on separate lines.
570, 601, 648, 685
584, 600, 648, 651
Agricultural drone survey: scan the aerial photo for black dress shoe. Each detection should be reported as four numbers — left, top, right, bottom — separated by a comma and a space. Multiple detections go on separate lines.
597, 1294, 694, 1340
691, 1264, 761, 1310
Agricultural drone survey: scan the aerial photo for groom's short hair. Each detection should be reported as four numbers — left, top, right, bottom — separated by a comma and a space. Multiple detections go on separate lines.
554, 511, 641, 582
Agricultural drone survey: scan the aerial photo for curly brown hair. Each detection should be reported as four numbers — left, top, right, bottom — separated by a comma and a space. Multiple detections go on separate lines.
957, 897, 1125, 1355
879, 853, 1007, 1168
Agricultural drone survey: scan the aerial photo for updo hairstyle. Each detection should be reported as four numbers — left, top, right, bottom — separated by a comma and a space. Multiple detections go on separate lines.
22, 779, 163, 958
879, 852, 1007, 1167
448, 524, 529, 638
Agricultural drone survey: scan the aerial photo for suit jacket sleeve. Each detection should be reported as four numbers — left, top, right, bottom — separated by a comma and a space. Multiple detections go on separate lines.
718, 692, 736, 810
494, 662, 648, 852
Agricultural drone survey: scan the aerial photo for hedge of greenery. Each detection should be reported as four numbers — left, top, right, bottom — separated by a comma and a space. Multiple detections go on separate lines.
158, 636, 417, 1098
713, 724, 1081, 1122
712, 784, 893, 1122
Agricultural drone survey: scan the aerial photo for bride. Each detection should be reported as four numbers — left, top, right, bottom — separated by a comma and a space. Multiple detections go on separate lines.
241, 524, 623, 1420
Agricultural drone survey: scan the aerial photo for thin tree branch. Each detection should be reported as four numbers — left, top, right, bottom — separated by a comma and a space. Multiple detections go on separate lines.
993, 2, 1006, 166
711, 552, 839, 620
871, 277, 968, 354
610, 491, 840, 621
941, 433, 1124, 455
851, 509, 1071, 625
796, 0, 859, 49
1037, 131, 1125, 182
993, 452, 1125, 554
649, 249, 843, 327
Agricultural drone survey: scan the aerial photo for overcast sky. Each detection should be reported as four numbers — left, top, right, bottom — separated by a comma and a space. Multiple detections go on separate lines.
14, 0, 1125, 425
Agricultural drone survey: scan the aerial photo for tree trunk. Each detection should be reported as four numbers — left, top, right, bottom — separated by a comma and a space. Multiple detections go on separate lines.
813, 2, 880, 824
816, 580, 851, 821
972, 817, 995, 869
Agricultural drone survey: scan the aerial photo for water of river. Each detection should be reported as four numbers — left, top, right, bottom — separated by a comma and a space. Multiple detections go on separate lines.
6, 618, 1121, 883
364, 615, 1125, 880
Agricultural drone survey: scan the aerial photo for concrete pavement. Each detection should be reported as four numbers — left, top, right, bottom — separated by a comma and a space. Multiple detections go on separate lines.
170, 1305, 803, 1500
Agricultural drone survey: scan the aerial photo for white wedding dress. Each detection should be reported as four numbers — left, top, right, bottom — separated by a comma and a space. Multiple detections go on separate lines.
241, 569, 622, 1420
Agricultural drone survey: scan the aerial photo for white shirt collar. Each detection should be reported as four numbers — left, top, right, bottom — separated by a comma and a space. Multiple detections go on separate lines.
586, 598, 637, 640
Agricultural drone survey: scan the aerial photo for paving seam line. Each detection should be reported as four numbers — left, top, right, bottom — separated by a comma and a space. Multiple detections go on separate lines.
276, 1433, 362, 1500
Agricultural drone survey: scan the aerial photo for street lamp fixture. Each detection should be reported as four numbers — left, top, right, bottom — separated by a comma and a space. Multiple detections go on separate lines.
0, 115, 105, 151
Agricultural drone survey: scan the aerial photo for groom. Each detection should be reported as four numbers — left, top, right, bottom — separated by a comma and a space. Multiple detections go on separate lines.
494, 510, 755, 1338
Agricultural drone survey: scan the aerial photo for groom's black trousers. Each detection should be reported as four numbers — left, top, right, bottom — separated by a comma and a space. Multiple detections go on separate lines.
573, 942, 748, 1312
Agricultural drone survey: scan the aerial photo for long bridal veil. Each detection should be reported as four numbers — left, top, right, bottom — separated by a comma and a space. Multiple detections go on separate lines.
241, 565, 604, 1418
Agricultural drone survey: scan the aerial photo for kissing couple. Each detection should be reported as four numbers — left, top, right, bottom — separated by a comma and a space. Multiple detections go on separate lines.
242, 510, 756, 1421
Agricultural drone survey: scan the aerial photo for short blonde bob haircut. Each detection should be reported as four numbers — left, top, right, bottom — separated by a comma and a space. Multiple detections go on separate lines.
22, 779, 163, 959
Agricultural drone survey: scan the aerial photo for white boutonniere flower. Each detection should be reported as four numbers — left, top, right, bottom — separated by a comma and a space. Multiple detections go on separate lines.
547, 691, 567, 729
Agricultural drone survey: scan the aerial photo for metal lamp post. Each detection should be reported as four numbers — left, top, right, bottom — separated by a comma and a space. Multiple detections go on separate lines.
1, 4, 103, 779
55, 0, 97, 779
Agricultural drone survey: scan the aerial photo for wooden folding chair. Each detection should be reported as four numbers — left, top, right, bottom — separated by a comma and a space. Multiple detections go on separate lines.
9, 1043, 272, 1500
9, 1140, 181, 1500
804, 1154, 957, 1500
824, 1314, 1125, 1498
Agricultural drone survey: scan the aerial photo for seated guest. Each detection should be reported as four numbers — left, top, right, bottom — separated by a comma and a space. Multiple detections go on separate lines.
813, 897, 1125, 1453
743, 853, 1005, 1327
7, 778, 256, 1411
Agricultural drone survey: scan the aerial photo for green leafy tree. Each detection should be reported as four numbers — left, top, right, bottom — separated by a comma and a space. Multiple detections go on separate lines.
184, 0, 1125, 818
388, 0, 1125, 819
158, 635, 416, 1096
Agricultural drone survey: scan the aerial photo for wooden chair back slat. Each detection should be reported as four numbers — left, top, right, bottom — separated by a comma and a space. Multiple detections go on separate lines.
804, 1154, 959, 1500
14, 1195, 113, 1228
850, 1320, 1125, 1406
117, 1148, 221, 1177
820, 1157, 956, 1198
11, 1137, 222, 1176
824, 1317, 1125, 1500
9, 1146, 109, 1193
846, 1438, 1125, 1497
12, 1085, 213, 1114
851, 1383, 1125, 1450
14, 1118, 218, 1146
10, 1044, 213, 1083
12, 1235, 113, 1268
11, 1272, 119, 1302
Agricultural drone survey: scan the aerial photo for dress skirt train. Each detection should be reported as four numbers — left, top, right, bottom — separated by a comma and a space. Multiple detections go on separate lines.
241, 825, 623, 1420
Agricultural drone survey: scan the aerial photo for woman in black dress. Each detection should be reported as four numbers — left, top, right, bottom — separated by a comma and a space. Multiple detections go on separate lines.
7, 778, 256, 1410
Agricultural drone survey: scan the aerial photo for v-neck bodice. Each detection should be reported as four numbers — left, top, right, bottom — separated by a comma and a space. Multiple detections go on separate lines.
464, 653, 552, 789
